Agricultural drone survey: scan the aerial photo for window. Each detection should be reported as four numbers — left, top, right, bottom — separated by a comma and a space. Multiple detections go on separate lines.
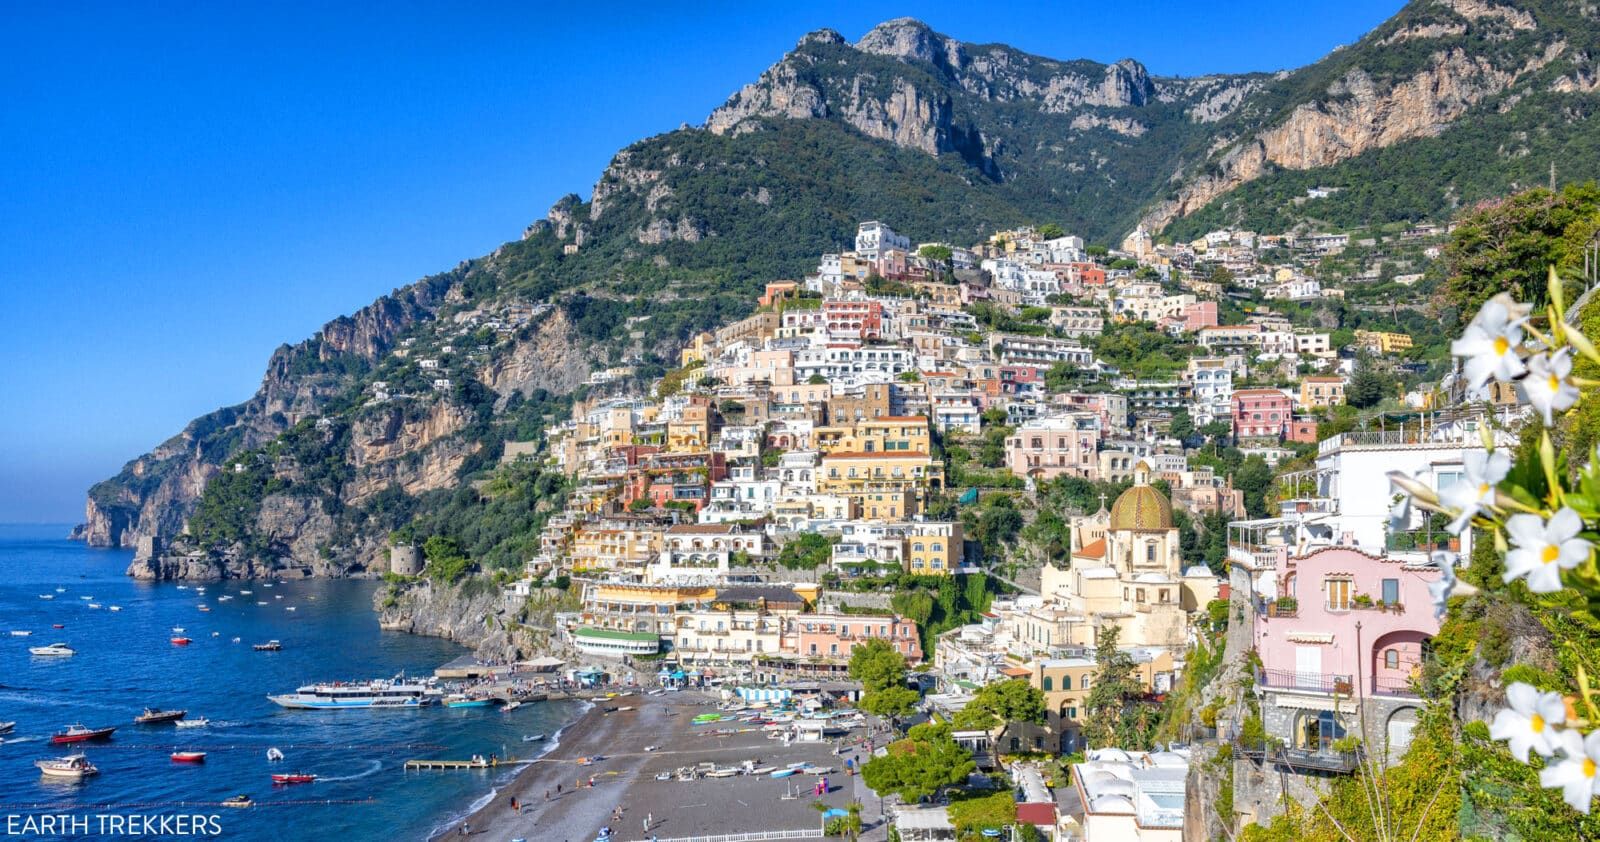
1136, 588, 1146, 603
1043, 677, 1053, 691
1327, 578, 1351, 610
1146, 544, 1156, 562
1066, 706, 1078, 720
1062, 675, 1072, 690
1384, 649, 1399, 669
1381, 578, 1399, 606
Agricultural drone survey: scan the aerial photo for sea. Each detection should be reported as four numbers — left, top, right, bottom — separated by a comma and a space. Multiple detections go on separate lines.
0, 524, 582, 840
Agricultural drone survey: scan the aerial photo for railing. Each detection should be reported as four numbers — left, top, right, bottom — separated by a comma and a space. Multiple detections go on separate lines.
629, 830, 823, 842
1372, 675, 1422, 698
1257, 668, 1353, 695
1235, 740, 1361, 774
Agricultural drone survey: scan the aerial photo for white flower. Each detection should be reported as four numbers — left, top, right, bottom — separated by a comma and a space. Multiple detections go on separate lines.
1521, 350, 1581, 427
1504, 508, 1592, 593
1438, 449, 1510, 534
1490, 681, 1566, 762
1428, 550, 1457, 620
1452, 295, 1528, 389
1540, 728, 1600, 813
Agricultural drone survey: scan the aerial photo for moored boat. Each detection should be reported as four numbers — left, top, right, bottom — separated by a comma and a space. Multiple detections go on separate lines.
135, 708, 187, 725
253, 640, 282, 651
170, 636, 192, 645
29, 643, 75, 657
443, 694, 493, 708
266, 747, 284, 762
221, 795, 253, 808
35, 754, 97, 779
171, 751, 207, 763
51, 724, 115, 744
268, 676, 440, 709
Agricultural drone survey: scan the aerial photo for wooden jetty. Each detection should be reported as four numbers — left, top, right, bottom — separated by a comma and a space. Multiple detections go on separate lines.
404, 757, 522, 771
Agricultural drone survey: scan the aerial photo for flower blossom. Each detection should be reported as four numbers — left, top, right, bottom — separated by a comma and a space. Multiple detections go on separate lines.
1489, 681, 1566, 762
1504, 508, 1592, 594
1541, 728, 1600, 813
1427, 550, 1457, 621
1438, 449, 1510, 534
1521, 349, 1581, 427
1451, 294, 1529, 390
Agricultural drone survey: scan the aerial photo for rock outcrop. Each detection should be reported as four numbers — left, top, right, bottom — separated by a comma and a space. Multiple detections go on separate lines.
376, 579, 579, 663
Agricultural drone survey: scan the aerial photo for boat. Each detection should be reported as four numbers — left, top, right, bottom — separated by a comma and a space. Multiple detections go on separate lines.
643, 744, 660, 752
0, 721, 14, 735
109, 606, 121, 612
501, 700, 523, 712
218, 595, 232, 602
171, 626, 185, 634
29, 643, 74, 657
257, 601, 268, 605
750, 765, 776, 775
284, 606, 296, 611
253, 640, 283, 651
51, 724, 115, 744
171, 636, 192, 646
654, 771, 672, 781
197, 606, 210, 612
770, 768, 798, 778
442, 694, 493, 709
521, 733, 546, 743
55, 587, 66, 593
707, 767, 739, 778
232, 637, 241, 643
10, 630, 32, 637
241, 590, 252, 595
221, 795, 253, 808
79, 596, 92, 601
87, 603, 101, 609
51, 624, 64, 629
39, 594, 53, 600
135, 708, 187, 725
266, 747, 284, 762
271, 772, 316, 785
35, 754, 98, 779
175, 718, 209, 729
177, 585, 189, 590
171, 751, 207, 763
267, 676, 441, 709
211, 632, 220, 637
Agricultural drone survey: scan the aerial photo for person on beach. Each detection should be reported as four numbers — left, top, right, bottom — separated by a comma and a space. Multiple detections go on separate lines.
545, 789, 550, 801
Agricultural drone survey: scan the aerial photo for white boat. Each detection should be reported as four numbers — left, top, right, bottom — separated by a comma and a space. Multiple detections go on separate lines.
521, 733, 546, 742
78, 596, 92, 601
55, 587, 66, 593
501, 700, 522, 712
10, 630, 32, 637
29, 643, 74, 657
87, 603, 101, 609
39, 594, 54, 600
268, 677, 441, 709
175, 717, 209, 729
177, 585, 189, 590
266, 747, 284, 762
275, 595, 283, 600
0, 721, 15, 735
35, 754, 97, 780
285, 606, 297, 612
706, 767, 739, 778
108, 606, 121, 612
257, 601, 268, 606
241, 590, 252, 595
218, 596, 233, 602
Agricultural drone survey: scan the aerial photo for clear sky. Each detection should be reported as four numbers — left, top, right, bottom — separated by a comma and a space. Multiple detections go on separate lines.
0, 1, 1403, 523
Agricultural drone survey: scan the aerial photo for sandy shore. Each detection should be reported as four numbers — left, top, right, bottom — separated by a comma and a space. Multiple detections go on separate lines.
436, 690, 883, 842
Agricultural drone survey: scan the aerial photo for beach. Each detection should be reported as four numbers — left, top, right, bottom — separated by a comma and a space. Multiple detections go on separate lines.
438, 690, 885, 842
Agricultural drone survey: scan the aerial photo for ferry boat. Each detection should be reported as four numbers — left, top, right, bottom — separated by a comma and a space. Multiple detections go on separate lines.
267, 677, 441, 709
135, 708, 187, 725
29, 642, 75, 657
35, 754, 98, 779
51, 724, 115, 744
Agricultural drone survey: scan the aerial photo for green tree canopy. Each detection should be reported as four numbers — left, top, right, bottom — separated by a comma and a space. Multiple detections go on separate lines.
860, 722, 975, 803
951, 678, 1045, 730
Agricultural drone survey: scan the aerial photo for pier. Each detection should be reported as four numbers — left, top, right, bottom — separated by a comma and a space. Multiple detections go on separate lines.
402, 757, 525, 771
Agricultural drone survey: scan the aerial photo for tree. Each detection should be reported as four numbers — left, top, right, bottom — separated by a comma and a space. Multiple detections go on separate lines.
918, 244, 953, 264
1082, 625, 1146, 749
860, 685, 920, 720
1168, 407, 1195, 442
952, 678, 1045, 730
1037, 222, 1065, 240
849, 638, 908, 693
778, 533, 833, 570
1441, 184, 1600, 324
807, 373, 827, 385
1234, 455, 1275, 518
860, 722, 975, 803
1347, 366, 1388, 408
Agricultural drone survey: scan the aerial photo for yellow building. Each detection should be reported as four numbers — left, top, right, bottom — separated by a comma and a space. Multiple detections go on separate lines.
818, 451, 944, 515
580, 581, 713, 635
1354, 330, 1414, 354
1028, 649, 1178, 754
666, 404, 712, 452
1298, 376, 1346, 409
906, 522, 963, 576
569, 525, 663, 574
815, 416, 931, 455
680, 332, 713, 367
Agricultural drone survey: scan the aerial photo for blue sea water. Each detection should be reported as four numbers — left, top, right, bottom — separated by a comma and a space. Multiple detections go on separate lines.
0, 524, 580, 840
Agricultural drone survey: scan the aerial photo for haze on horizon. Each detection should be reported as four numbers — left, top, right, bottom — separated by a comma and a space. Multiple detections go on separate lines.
0, 0, 1403, 523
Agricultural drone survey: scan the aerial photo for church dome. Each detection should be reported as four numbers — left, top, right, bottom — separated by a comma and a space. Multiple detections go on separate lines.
1109, 462, 1173, 530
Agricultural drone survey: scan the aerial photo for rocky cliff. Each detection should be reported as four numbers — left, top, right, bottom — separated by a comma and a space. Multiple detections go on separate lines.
375, 579, 580, 663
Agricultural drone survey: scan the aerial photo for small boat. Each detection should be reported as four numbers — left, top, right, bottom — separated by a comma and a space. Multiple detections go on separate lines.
135, 708, 187, 725
171, 751, 207, 763
39, 594, 54, 600
257, 601, 268, 606
175, 718, 209, 729
271, 772, 316, 785
177, 585, 189, 591
29, 643, 75, 657
501, 700, 523, 712
654, 771, 672, 781
443, 694, 492, 709
218, 595, 232, 602
87, 603, 102, 609
643, 744, 660, 752
171, 637, 192, 646
211, 632, 220, 637
241, 590, 253, 595
252, 640, 282, 652
770, 768, 798, 778
266, 747, 284, 762
55, 587, 66, 593
109, 606, 121, 612
232, 637, 241, 643
51, 724, 115, 744
284, 606, 296, 612
51, 624, 64, 629
79, 596, 92, 601
707, 767, 739, 778
10, 630, 32, 637
197, 606, 210, 612
0, 721, 15, 735
35, 754, 98, 779
172, 626, 186, 634
221, 795, 253, 808
521, 733, 546, 743
275, 595, 283, 600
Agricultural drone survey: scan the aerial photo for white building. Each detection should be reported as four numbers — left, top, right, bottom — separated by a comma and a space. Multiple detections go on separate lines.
1072, 748, 1191, 841
856, 221, 910, 262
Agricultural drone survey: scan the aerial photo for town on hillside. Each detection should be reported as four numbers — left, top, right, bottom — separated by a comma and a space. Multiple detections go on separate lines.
407, 217, 1528, 840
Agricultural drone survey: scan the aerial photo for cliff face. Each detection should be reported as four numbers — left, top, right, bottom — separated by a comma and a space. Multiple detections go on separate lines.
375, 579, 580, 663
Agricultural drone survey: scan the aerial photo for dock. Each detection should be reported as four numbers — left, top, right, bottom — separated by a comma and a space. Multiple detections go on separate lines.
403, 757, 523, 771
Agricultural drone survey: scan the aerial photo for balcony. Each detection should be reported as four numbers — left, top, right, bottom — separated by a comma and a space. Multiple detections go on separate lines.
1235, 741, 1362, 774
1257, 668, 1353, 696
1372, 675, 1422, 698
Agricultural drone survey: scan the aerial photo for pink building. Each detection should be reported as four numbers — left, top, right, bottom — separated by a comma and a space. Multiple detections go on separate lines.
822, 300, 883, 340
1004, 414, 1102, 480
793, 614, 923, 663
1232, 389, 1292, 439
1249, 547, 1442, 767
1182, 301, 1219, 332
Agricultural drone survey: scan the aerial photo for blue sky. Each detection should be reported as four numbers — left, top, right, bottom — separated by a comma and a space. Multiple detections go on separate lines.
0, 1, 1403, 523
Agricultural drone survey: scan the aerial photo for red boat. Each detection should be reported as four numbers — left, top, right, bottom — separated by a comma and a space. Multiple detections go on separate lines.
271, 772, 316, 785
171, 637, 192, 646
50, 724, 116, 744
51, 624, 64, 629
171, 751, 207, 763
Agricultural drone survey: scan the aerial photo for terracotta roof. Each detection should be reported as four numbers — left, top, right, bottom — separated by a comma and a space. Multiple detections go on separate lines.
1075, 538, 1107, 559
665, 523, 737, 534
1002, 666, 1032, 678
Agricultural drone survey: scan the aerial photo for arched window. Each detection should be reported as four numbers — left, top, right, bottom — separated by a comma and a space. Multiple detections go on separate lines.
1062, 675, 1072, 690
1042, 677, 1053, 691
1146, 543, 1156, 562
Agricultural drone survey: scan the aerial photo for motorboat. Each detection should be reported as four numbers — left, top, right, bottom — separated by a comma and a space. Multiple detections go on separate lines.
0, 721, 15, 735
55, 587, 66, 593
240, 590, 252, 595
35, 754, 98, 779
271, 772, 316, 785
221, 795, 253, 808
51, 624, 64, 629
253, 640, 282, 651
51, 724, 115, 744
284, 606, 296, 612
87, 603, 102, 609
211, 632, 220, 637
109, 606, 121, 612
442, 694, 492, 709
197, 606, 210, 612
171, 751, 207, 763
135, 708, 187, 725
218, 595, 232, 602
266, 747, 284, 762
171, 626, 185, 634
268, 676, 441, 709
29, 643, 75, 657
39, 594, 54, 600
175, 718, 209, 729
79, 596, 92, 601
501, 700, 523, 712
10, 630, 32, 637
521, 733, 546, 743
171, 636, 192, 646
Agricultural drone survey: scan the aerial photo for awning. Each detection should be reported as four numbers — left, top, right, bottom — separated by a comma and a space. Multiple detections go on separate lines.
1286, 632, 1334, 644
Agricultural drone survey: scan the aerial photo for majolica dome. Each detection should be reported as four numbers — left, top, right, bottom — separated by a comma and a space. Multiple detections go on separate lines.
1109, 461, 1173, 531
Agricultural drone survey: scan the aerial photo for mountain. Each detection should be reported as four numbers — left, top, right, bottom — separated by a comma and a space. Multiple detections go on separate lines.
77, 0, 1600, 572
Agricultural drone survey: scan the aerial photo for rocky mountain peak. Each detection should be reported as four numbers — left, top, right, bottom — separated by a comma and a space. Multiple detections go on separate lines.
1102, 58, 1155, 107
855, 17, 963, 69
797, 28, 845, 48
